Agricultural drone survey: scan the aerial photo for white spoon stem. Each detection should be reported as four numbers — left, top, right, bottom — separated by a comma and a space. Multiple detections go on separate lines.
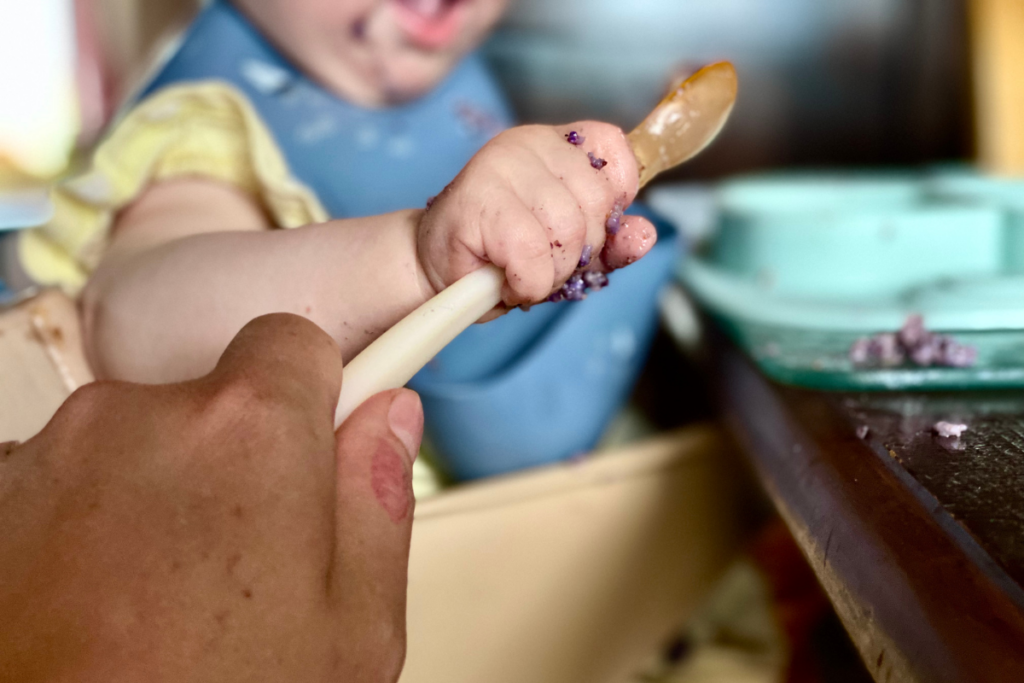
334, 264, 504, 427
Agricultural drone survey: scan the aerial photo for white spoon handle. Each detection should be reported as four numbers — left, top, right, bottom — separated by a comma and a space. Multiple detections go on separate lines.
334, 264, 504, 427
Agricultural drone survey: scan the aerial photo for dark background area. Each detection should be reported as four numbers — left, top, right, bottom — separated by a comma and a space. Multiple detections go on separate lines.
485, 0, 973, 181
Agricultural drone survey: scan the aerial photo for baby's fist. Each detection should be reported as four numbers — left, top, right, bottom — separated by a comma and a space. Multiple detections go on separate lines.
417, 122, 657, 311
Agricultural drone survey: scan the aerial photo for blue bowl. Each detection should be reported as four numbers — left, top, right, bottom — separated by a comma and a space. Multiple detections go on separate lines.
409, 210, 682, 481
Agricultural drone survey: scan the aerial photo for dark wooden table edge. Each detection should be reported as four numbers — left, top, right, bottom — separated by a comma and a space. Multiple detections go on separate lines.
709, 337, 1024, 683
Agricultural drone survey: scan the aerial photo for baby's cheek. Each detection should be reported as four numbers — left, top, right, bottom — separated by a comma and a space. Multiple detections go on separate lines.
602, 217, 658, 270
370, 441, 412, 523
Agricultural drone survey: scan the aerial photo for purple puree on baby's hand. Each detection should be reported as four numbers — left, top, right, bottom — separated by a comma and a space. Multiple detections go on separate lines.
605, 202, 623, 236
578, 244, 592, 269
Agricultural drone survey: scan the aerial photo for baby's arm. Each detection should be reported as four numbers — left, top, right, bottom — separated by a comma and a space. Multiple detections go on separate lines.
82, 121, 656, 384
82, 178, 434, 383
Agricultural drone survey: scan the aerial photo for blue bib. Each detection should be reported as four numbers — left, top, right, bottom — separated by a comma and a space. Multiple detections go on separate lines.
142, 0, 513, 218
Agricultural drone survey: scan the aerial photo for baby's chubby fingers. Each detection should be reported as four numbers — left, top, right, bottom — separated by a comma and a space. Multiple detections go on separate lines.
416, 119, 645, 310
602, 215, 658, 271
504, 122, 640, 263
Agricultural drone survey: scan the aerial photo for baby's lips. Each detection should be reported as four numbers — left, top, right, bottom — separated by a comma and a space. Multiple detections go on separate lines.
601, 215, 657, 271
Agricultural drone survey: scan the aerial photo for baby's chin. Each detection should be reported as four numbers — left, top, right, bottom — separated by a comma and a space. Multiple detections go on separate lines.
301, 47, 457, 108
306, 6, 496, 106
376, 52, 461, 102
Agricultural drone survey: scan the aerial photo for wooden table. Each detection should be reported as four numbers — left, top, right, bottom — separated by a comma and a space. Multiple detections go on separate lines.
709, 332, 1024, 682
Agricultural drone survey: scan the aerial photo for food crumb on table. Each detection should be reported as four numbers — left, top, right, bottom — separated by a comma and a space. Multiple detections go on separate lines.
933, 421, 968, 439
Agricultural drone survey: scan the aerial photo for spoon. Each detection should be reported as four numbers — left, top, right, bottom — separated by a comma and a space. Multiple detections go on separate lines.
335, 62, 738, 426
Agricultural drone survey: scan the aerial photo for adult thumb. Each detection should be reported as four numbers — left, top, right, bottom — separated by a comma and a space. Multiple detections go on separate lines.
330, 389, 422, 676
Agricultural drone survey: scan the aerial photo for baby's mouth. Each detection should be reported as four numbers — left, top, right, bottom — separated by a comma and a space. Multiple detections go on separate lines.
391, 0, 467, 50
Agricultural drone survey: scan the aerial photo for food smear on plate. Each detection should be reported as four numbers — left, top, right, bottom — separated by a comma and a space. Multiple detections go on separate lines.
849, 315, 977, 369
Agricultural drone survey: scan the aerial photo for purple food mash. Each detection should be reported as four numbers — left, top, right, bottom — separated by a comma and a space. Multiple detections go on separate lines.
943, 342, 978, 368
553, 273, 586, 302
548, 268, 610, 303
605, 202, 624, 235
588, 152, 607, 170
848, 315, 977, 370
873, 333, 905, 367
898, 314, 928, 348
566, 131, 585, 146
849, 338, 871, 365
934, 421, 968, 438
425, 195, 436, 209
583, 271, 609, 290
578, 244, 593, 269
909, 338, 940, 367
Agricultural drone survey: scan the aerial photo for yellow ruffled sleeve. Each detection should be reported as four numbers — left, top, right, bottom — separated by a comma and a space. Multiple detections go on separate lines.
18, 82, 329, 294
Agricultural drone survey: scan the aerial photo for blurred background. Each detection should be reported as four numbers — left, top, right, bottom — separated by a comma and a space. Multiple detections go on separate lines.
0, 0, 986, 180
489, 0, 973, 176
1, 2, 1021, 682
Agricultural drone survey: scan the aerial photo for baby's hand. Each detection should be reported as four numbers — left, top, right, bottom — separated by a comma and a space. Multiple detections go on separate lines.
417, 122, 657, 310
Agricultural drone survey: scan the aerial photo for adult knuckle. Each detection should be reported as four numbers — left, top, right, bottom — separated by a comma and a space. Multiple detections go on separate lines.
200, 374, 279, 433
52, 381, 120, 428
31, 381, 138, 469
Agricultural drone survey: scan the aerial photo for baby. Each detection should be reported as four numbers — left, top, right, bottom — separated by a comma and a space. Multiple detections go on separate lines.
19, 0, 657, 384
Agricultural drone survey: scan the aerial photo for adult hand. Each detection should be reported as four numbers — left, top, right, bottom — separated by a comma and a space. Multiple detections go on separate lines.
0, 314, 422, 683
